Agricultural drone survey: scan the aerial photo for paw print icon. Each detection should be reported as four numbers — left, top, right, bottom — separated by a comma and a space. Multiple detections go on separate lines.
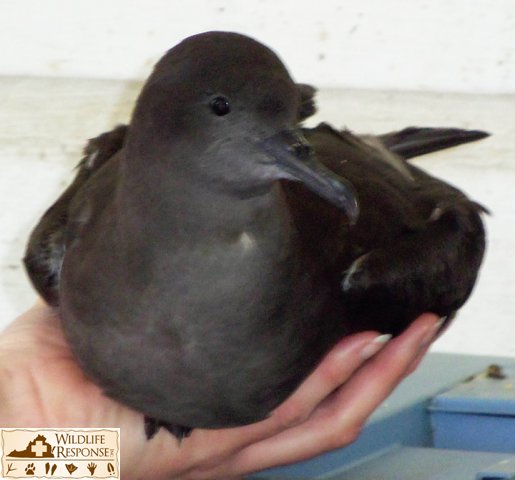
25, 463, 36, 475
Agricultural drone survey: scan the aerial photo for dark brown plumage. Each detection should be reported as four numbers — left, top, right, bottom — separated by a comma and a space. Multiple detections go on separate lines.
24, 32, 488, 441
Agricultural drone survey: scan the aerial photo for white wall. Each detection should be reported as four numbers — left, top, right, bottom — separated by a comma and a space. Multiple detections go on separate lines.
1, 0, 515, 93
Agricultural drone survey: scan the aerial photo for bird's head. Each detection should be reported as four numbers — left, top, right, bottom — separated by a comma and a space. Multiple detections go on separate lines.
125, 31, 358, 221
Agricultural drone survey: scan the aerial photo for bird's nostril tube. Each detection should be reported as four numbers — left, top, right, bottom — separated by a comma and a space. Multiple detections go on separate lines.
293, 142, 314, 160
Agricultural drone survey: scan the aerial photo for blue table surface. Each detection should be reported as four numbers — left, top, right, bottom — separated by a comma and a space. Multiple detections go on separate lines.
250, 352, 515, 479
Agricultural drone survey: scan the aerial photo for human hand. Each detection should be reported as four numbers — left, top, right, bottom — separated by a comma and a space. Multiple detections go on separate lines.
0, 303, 439, 479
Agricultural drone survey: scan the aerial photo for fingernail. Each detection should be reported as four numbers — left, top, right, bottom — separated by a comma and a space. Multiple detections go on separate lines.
361, 334, 392, 360
421, 317, 445, 346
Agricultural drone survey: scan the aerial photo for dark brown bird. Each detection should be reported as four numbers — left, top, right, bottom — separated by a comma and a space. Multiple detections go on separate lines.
24, 31, 488, 441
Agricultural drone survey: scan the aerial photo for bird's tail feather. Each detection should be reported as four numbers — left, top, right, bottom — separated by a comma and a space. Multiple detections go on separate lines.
378, 127, 490, 160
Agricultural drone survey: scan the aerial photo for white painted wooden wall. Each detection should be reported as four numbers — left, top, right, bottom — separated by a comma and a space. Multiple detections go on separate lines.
1, 1, 514, 360
1, 0, 515, 93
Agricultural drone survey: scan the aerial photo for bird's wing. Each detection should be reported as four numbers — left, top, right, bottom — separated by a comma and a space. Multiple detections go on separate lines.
338, 126, 415, 180
290, 123, 487, 335
24, 125, 128, 305
371, 126, 489, 160
341, 196, 486, 334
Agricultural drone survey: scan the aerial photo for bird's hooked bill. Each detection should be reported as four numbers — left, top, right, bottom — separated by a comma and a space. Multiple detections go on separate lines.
260, 129, 359, 224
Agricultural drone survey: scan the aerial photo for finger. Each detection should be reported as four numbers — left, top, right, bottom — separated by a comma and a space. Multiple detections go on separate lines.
324, 314, 439, 427
405, 317, 444, 376
228, 314, 439, 473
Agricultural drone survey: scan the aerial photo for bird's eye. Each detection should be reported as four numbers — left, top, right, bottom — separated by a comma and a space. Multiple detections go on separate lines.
210, 96, 231, 116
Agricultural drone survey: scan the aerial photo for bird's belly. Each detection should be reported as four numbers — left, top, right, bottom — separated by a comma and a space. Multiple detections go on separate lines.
59, 232, 344, 428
